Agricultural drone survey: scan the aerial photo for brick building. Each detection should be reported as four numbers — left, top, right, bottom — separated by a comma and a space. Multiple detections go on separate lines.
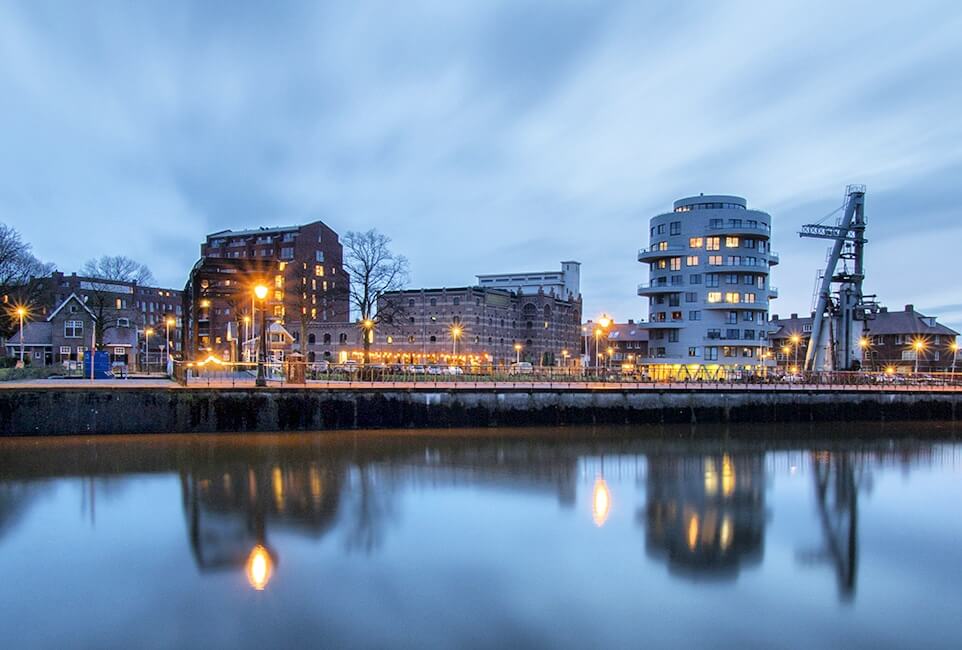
770, 304, 959, 373
606, 321, 650, 367
4, 271, 183, 368
371, 284, 582, 367
182, 220, 348, 361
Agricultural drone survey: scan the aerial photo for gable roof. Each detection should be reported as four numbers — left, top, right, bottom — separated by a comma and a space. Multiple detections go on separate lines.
4, 321, 52, 346
46, 293, 96, 321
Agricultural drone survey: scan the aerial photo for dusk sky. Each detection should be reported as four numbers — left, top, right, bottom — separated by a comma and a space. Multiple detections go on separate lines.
1, 0, 960, 329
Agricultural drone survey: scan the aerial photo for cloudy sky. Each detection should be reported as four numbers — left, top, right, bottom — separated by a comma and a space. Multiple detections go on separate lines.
1, 0, 960, 329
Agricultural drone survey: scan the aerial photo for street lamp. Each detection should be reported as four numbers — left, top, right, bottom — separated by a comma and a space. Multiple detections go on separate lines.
243, 315, 251, 362
781, 345, 790, 372
514, 342, 522, 364
790, 333, 801, 370
594, 328, 603, 370
15, 306, 26, 364
165, 316, 175, 363
606, 346, 614, 369
450, 324, 462, 357
912, 338, 926, 374
144, 327, 154, 374
561, 349, 569, 367
950, 341, 958, 380
254, 284, 269, 387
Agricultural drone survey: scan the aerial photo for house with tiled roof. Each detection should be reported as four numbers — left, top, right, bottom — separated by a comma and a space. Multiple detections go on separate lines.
770, 304, 959, 372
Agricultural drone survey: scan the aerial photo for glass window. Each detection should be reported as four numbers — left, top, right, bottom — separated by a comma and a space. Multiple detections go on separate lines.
670, 222, 681, 235
708, 255, 723, 266
670, 257, 681, 271
689, 237, 703, 248
686, 256, 699, 267
707, 291, 722, 303
689, 274, 702, 285
64, 320, 83, 338
706, 237, 721, 251
725, 236, 739, 248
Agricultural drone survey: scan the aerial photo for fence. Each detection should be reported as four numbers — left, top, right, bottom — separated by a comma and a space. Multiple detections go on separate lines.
170, 360, 962, 389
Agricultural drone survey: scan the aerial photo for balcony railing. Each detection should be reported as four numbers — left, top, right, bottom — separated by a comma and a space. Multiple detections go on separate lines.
706, 223, 771, 234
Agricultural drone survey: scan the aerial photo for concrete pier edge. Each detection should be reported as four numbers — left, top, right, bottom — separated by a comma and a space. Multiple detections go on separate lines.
1, 386, 959, 435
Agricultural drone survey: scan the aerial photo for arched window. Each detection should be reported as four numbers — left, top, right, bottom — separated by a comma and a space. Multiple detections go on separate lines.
408, 335, 416, 343
323, 333, 331, 344
453, 297, 460, 306
308, 351, 316, 362
452, 315, 460, 324
408, 299, 415, 307
429, 335, 436, 343
543, 305, 551, 320
308, 333, 316, 344
338, 333, 347, 344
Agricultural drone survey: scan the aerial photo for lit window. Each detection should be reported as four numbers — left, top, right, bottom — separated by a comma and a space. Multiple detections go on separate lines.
689, 237, 703, 248
315, 265, 324, 277
707, 292, 722, 303
670, 257, 681, 271
706, 237, 721, 251
725, 292, 741, 303
725, 236, 739, 248
686, 256, 698, 267
708, 255, 723, 266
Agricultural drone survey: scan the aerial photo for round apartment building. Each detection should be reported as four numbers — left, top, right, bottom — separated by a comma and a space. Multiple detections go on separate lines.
637, 195, 778, 377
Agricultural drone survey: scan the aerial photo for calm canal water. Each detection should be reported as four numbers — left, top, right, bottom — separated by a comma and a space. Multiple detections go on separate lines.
1, 423, 961, 649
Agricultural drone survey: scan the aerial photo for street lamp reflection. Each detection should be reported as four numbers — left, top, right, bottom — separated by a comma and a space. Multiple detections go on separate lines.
246, 544, 273, 591
592, 478, 611, 527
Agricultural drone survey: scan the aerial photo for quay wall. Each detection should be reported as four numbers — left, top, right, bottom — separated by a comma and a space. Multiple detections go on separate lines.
1, 387, 960, 435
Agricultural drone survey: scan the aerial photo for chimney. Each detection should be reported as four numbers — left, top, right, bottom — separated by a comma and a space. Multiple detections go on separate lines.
880, 306, 888, 313
790, 313, 798, 319
628, 319, 634, 324
905, 304, 914, 313
771, 313, 779, 320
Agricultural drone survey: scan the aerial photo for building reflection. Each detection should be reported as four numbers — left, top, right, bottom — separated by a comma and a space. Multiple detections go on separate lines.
643, 453, 765, 580
181, 458, 344, 585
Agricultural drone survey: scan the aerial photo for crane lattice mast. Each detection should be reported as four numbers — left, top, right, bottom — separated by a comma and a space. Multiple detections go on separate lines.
799, 185, 877, 371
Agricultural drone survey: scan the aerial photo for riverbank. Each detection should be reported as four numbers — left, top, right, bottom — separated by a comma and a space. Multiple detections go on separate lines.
1, 385, 960, 435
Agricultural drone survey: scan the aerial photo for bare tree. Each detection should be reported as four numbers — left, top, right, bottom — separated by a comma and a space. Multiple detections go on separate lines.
342, 229, 409, 362
0, 223, 55, 337
82, 255, 155, 286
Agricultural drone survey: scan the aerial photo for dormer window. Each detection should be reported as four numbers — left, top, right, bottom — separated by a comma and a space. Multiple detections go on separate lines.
117, 318, 130, 328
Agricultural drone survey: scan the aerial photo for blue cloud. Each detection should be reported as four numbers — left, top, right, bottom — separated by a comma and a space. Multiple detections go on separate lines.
1, 0, 960, 332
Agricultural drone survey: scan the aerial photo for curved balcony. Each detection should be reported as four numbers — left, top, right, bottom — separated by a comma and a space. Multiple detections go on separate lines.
638, 245, 684, 263
637, 282, 683, 296
768, 252, 780, 265
767, 286, 779, 298
705, 223, 772, 237
703, 298, 772, 310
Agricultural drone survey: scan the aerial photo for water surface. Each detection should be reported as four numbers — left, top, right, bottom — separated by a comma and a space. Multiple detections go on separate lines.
1, 423, 961, 648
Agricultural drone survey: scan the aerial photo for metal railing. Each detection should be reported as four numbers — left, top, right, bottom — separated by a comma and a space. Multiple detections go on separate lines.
168, 360, 962, 389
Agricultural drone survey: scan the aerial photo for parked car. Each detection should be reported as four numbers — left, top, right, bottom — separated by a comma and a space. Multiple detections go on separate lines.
508, 362, 534, 375
442, 366, 464, 376
426, 366, 443, 375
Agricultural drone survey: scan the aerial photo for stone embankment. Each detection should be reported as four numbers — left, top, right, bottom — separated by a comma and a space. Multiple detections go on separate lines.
1, 385, 959, 435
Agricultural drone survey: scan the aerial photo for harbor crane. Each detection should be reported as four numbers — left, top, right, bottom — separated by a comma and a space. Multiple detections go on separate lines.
799, 185, 878, 371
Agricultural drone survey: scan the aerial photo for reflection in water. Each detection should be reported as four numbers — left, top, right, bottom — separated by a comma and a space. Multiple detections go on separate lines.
802, 452, 862, 600
245, 544, 274, 591
592, 478, 611, 527
643, 453, 765, 580
182, 456, 343, 588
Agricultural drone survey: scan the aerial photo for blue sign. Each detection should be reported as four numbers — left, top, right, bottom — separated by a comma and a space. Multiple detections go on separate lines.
83, 350, 113, 379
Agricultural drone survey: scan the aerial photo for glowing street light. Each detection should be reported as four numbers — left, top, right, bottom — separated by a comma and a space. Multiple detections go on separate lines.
514, 342, 522, 364
912, 338, 927, 374
254, 284, 270, 387
789, 333, 801, 369
15, 306, 27, 364
561, 349, 569, 367
949, 340, 958, 380
144, 327, 154, 374
165, 316, 175, 364
450, 324, 462, 356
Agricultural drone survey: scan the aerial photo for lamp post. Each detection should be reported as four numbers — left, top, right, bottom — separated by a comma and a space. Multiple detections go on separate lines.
607, 346, 614, 369
781, 345, 791, 373
144, 327, 153, 374
561, 349, 569, 368
858, 336, 870, 371
790, 333, 801, 371
165, 317, 175, 363
16, 307, 26, 364
950, 341, 958, 381
913, 338, 925, 374
243, 315, 251, 362
450, 324, 462, 358
514, 343, 522, 364
254, 284, 269, 387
